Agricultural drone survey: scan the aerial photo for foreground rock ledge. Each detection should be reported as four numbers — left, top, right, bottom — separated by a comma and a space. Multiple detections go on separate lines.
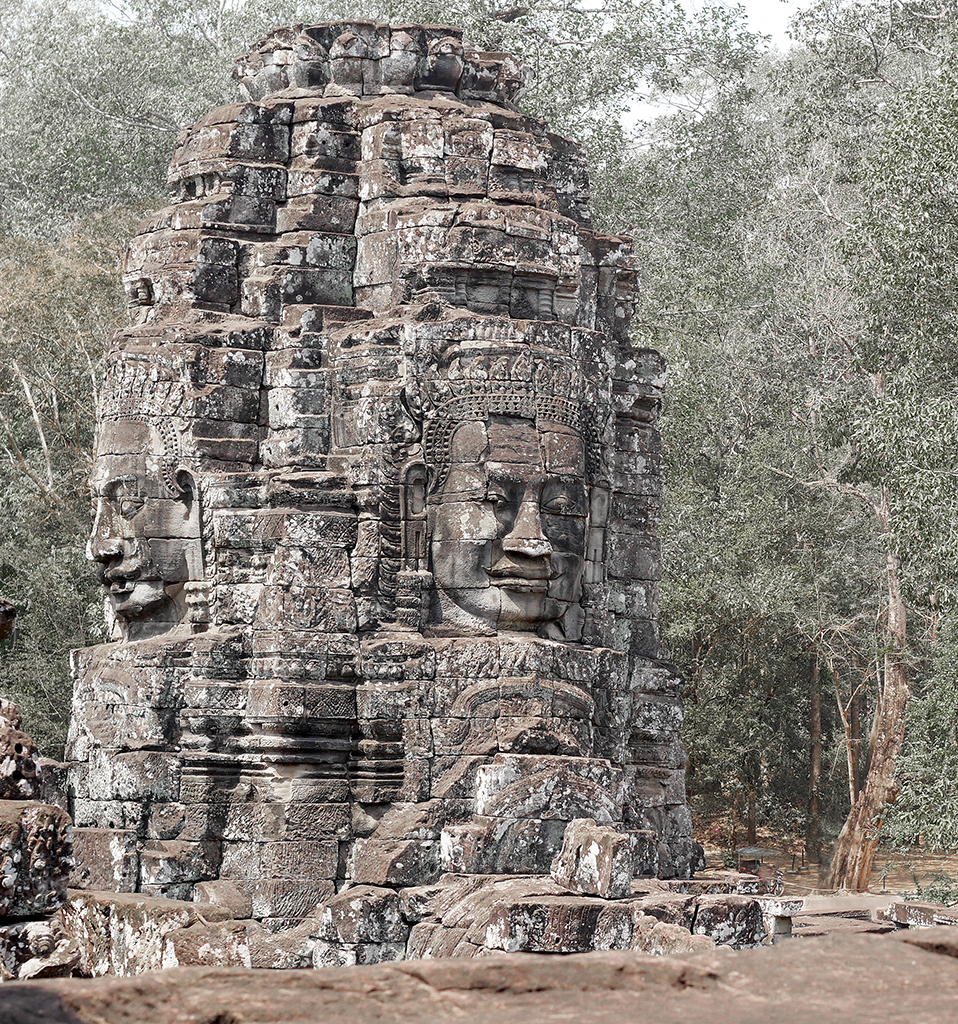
3, 929, 958, 1024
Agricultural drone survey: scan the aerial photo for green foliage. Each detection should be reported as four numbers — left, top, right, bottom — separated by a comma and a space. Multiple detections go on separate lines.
906, 872, 958, 904
0, 212, 135, 752
884, 615, 958, 853
843, 56, 958, 603
0, 0, 362, 234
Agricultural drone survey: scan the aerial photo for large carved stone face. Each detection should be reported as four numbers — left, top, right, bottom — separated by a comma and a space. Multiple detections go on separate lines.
88, 418, 198, 639
428, 415, 587, 634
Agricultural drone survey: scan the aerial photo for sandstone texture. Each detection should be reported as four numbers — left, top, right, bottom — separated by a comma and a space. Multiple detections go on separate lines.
65, 18, 702, 960
4, 929, 958, 1024
0, 703, 77, 982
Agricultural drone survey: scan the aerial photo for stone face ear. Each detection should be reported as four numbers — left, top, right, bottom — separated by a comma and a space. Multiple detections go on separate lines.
173, 467, 195, 502
401, 464, 428, 571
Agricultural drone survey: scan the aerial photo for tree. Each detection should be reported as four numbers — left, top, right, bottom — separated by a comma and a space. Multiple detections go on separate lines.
827, 50, 958, 887
0, 212, 138, 752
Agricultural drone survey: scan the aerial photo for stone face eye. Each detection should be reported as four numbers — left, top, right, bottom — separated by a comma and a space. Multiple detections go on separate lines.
542, 492, 582, 515
119, 498, 144, 520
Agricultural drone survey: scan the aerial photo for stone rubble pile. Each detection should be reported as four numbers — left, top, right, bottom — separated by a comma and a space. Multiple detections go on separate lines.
0, 702, 78, 981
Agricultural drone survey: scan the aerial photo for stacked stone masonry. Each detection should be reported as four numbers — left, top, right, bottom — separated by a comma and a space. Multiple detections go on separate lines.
67, 20, 703, 952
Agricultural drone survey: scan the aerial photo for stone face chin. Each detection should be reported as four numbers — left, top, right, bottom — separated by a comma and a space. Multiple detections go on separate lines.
66, 19, 703, 955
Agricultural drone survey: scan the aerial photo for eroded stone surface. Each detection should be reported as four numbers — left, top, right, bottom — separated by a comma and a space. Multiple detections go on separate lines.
7, 931, 958, 1024
66, 18, 702, 958
0, 801, 72, 919
550, 817, 633, 898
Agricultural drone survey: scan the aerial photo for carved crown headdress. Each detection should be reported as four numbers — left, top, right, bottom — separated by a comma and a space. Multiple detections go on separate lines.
408, 349, 603, 492
97, 352, 188, 496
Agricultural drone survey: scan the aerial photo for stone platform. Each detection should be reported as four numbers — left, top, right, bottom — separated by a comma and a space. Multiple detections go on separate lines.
3, 928, 958, 1024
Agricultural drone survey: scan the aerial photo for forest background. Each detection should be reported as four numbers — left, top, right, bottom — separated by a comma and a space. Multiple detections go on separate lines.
2, 0, 958, 890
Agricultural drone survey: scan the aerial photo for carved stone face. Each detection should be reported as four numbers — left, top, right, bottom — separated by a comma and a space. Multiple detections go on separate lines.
428, 416, 587, 634
88, 419, 198, 639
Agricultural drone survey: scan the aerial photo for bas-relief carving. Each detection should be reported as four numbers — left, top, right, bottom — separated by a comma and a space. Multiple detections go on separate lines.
88, 416, 202, 640
68, 20, 701, 929
426, 413, 587, 637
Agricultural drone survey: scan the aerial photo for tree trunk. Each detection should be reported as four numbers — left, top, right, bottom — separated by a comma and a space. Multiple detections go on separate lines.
827, 491, 909, 891
806, 654, 822, 863
849, 687, 861, 802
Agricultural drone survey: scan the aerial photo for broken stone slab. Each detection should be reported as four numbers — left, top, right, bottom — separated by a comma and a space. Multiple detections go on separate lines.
887, 901, 958, 929
0, 801, 73, 918
661, 870, 768, 895
58, 890, 236, 977
549, 817, 633, 899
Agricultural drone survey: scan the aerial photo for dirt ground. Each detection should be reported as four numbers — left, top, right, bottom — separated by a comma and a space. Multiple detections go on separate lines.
700, 840, 958, 898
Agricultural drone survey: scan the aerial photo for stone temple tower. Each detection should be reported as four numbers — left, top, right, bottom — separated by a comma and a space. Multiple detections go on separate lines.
67, 20, 702, 950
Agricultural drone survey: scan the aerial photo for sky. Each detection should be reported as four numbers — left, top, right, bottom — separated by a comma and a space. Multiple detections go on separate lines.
735, 0, 802, 49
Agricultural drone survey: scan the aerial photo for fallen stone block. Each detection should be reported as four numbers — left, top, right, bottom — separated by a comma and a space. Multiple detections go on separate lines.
888, 901, 958, 929
692, 894, 766, 948
550, 818, 633, 899
59, 890, 235, 977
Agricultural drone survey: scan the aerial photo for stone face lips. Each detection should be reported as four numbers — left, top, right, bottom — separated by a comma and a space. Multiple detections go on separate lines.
67, 17, 702, 947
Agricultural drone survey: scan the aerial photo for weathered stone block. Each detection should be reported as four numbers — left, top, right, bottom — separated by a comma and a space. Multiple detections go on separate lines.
550, 818, 633, 899
692, 894, 766, 948
235, 878, 334, 919
0, 801, 72, 917
484, 896, 633, 953
69, 828, 138, 893
139, 840, 222, 886
315, 884, 408, 943
350, 838, 439, 886
59, 890, 234, 977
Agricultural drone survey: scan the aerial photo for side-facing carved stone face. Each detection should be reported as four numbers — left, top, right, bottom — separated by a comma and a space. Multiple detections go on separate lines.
428, 415, 587, 634
88, 418, 199, 639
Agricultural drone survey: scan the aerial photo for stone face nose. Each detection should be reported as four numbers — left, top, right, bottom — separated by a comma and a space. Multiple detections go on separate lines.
88, 501, 122, 565
502, 495, 552, 559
